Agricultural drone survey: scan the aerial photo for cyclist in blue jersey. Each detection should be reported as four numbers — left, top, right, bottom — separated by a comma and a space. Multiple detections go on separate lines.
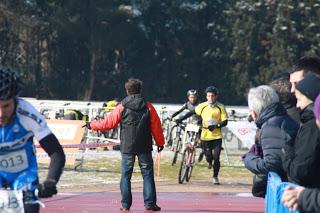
0, 66, 66, 212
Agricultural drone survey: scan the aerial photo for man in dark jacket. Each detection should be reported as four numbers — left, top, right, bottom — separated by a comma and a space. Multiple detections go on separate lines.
270, 72, 300, 123
289, 56, 320, 93
282, 72, 320, 188
282, 93, 320, 212
84, 78, 165, 211
243, 85, 299, 197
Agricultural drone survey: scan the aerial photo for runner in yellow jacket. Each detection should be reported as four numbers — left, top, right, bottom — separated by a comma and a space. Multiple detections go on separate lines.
195, 86, 228, 185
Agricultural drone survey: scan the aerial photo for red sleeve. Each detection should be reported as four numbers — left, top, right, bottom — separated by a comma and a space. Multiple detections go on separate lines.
90, 104, 124, 131
146, 102, 165, 146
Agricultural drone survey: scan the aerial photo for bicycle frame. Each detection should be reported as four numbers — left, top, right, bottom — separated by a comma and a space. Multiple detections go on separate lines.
0, 172, 39, 213
178, 123, 200, 184
161, 118, 173, 143
186, 143, 195, 165
181, 124, 200, 153
170, 123, 185, 166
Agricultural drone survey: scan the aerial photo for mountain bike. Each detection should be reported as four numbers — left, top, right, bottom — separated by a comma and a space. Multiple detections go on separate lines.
161, 117, 174, 144
178, 123, 200, 184
169, 122, 185, 166
0, 156, 42, 212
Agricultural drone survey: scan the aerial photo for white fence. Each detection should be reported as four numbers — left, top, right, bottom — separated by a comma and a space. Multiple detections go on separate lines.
25, 97, 250, 119
25, 98, 255, 151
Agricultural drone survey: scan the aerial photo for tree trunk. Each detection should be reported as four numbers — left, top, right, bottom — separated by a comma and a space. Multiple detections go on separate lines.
83, 48, 97, 101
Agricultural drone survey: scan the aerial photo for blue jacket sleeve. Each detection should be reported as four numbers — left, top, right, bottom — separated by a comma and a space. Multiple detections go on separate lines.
244, 153, 269, 174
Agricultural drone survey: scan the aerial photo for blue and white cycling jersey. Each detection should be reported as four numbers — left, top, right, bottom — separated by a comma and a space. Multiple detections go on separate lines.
0, 98, 52, 189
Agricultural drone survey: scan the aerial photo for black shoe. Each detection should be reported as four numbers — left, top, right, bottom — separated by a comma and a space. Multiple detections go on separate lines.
145, 204, 161, 211
208, 163, 212, 169
198, 152, 204, 162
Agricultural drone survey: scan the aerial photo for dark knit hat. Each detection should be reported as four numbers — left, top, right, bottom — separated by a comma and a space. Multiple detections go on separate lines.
296, 72, 320, 101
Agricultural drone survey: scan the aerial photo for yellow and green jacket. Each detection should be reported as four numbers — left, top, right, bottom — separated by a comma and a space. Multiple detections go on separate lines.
195, 101, 228, 141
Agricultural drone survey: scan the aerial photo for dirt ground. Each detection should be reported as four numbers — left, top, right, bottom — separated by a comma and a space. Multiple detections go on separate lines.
58, 177, 253, 194
40, 150, 253, 194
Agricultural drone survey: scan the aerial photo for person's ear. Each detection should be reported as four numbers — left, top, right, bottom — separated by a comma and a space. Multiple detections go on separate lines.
251, 111, 258, 121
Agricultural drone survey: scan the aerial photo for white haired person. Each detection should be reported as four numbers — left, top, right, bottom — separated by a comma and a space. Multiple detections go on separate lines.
243, 85, 299, 198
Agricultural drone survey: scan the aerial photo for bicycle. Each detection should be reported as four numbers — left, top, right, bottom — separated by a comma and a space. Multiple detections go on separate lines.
0, 137, 44, 212
178, 123, 201, 184
169, 122, 185, 166
161, 117, 173, 143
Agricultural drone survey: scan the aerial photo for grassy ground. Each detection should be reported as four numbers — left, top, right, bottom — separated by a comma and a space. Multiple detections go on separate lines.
38, 150, 253, 192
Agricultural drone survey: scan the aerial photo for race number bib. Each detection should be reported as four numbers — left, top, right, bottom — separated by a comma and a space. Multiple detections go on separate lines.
206, 118, 218, 126
185, 123, 200, 132
0, 149, 28, 173
0, 190, 24, 213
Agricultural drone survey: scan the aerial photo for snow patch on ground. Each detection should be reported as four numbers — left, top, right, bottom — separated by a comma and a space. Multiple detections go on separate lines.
236, 192, 253, 197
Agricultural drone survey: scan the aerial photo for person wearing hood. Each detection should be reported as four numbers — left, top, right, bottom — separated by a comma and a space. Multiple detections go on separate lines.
243, 85, 299, 198
282, 72, 320, 188
83, 78, 164, 212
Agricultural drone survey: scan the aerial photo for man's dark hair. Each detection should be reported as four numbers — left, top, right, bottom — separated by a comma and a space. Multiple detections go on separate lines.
291, 56, 320, 76
270, 76, 294, 104
125, 78, 143, 95
271, 72, 290, 82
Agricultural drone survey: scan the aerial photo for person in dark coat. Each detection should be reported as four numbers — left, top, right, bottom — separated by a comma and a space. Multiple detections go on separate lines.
289, 56, 320, 93
282, 93, 320, 212
242, 129, 265, 197
170, 89, 201, 124
243, 85, 299, 198
83, 78, 165, 211
282, 72, 320, 188
270, 72, 300, 123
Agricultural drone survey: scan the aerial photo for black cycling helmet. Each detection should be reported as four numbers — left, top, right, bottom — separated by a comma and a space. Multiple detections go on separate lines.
205, 86, 218, 94
0, 66, 22, 100
187, 89, 197, 96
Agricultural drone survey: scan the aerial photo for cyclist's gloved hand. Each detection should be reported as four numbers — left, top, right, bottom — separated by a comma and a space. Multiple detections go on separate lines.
208, 125, 217, 131
38, 180, 58, 198
157, 146, 164, 153
82, 121, 91, 129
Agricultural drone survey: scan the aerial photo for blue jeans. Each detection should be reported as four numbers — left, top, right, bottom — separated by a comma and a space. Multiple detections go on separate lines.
120, 152, 157, 209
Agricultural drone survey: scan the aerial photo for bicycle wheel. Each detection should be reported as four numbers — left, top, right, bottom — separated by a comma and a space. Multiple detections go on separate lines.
186, 151, 195, 182
186, 165, 193, 182
169, 125, 178, 150
178, 148, 190, 184
171, 128, 182, 165
162, 118, 171, 141
185, 133, 197, 182
171, 137, 181, 166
